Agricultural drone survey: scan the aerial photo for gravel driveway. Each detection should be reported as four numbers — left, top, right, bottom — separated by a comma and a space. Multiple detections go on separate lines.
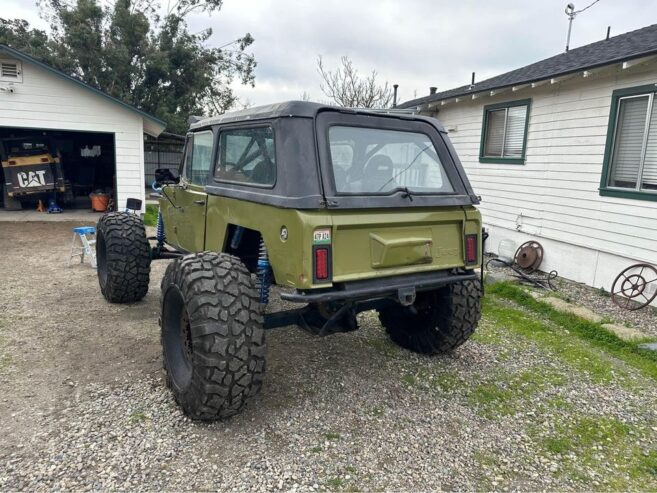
1, 222, 656, 491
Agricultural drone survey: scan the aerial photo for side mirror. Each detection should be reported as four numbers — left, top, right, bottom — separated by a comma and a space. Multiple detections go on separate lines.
154, 168, 179, 186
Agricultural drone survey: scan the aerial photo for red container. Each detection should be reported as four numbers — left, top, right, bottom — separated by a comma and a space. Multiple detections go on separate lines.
90, 193, 110, 212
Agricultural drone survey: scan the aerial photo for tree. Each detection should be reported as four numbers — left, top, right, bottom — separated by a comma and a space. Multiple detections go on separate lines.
317, 55, 392, 108
0, 0, 256, 133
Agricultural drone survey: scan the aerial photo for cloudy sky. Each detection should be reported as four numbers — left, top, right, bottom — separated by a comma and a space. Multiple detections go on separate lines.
5, 0, 657, 106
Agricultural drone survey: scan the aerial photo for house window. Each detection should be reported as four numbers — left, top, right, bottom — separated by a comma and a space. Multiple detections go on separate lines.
479, 99, 530, 164
600, 85, 657, 201
0, 60, 22, 83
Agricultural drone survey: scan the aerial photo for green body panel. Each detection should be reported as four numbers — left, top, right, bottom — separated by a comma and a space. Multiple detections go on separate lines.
329, 207, 480, 283
160, 189, 482, 291
160, 184, 208, 252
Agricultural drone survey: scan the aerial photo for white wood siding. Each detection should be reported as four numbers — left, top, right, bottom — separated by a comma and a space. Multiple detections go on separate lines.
0, 58, 147, 210
425, 63, 657, 293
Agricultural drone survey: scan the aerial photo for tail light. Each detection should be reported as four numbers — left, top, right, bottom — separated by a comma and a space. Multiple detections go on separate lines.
313, 246, 331, 281
40, 157, 49, 163
465, 234, 478, 265
8, 160, 16, 165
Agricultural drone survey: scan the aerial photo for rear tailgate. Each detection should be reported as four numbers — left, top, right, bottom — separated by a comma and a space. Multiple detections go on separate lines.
329, 206, 481, 283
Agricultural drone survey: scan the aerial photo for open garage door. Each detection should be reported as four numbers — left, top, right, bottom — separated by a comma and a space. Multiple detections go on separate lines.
0, 127, 116, 212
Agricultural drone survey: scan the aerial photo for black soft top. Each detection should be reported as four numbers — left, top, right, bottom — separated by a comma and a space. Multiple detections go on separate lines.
195, 101, 477, 210
190, 101, 446, 132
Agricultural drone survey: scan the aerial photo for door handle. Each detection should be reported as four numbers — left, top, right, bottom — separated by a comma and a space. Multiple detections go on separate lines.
194, 200, 206, 205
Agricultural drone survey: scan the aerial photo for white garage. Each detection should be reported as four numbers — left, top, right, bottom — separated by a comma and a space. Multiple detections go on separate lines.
0, 44, 165, 213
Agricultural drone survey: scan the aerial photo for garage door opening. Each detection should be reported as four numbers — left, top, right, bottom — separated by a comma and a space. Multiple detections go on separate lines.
0, 127, 116, 212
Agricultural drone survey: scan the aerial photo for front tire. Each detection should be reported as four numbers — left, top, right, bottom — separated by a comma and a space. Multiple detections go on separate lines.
160, 252, 266, 420
378, 279, 481, 354
96, 212, 151, 303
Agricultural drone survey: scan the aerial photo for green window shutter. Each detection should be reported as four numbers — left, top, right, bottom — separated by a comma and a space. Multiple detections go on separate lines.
609, 95, 649, 188
484, 109, 505, 157
503, 105, 527, 158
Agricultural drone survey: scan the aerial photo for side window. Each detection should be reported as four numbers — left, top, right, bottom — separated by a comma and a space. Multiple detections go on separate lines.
480, 99, 530, 164
215, 126, 276, 186
184, 130, 214, 186
606, 93, 657, 193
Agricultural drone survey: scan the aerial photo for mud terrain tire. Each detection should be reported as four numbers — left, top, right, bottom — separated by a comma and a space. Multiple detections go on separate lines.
160, 252, 266, 420
378, 279, 481, 354
96, 212, 151, 303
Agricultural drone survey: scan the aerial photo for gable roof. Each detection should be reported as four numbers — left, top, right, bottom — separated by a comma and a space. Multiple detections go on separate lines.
399, 23, 657, 109
0, 44, 166, 133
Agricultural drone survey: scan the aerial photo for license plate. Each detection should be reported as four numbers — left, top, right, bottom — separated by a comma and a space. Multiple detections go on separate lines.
313, 229, 331, 244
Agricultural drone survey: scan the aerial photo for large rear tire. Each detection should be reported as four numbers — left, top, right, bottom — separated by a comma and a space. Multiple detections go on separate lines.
378, 279, 481, 354
160, 252, 266, 420
96, 212, 151, 303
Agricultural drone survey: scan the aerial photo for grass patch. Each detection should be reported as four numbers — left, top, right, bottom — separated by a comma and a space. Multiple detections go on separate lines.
534, 414, 657, 488
323, 432, 341, 441
468, 382, 515, 417
364, 336, 399, 358
143, 204, 158, 227
430, 372, 463, 392
128, 411, 149, 423
470, 319, 506, 345
632, 450, 657, 479
466, 367, 567, 419
368, 407, 384, 417
541, 415, 630, 454
401, 373, 417, 387
483, 297, 619, 383
487, 282, 657, 382
311, 446, 322, 453
325, 477, 344, 489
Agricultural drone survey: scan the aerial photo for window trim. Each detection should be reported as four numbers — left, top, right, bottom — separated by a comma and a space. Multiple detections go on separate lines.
479, 98, 531, 165
599, 84, 657, 202
213, 123, 277, 189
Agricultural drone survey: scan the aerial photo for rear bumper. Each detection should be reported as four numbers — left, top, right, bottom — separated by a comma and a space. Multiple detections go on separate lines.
280, 269, 477, 304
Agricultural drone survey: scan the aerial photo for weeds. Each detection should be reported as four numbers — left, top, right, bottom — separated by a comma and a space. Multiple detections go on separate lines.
487, 283, 657, 381
143, 204, 158, 226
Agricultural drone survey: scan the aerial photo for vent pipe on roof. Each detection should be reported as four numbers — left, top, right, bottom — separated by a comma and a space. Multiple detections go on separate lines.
471, 72, 476, 88
429, 86, 437, 95
606, 26, 611, 40
393, 84, 399, 107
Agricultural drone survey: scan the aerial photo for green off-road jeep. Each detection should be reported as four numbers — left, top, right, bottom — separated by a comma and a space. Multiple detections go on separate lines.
95, 101, 483, 420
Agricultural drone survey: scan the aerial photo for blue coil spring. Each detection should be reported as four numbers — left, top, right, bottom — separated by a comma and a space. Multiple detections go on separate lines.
156, 208, 166, 247
257, 239, 271, 304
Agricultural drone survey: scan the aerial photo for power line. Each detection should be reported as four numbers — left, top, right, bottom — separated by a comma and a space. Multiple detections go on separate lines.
574, 0, 602, 15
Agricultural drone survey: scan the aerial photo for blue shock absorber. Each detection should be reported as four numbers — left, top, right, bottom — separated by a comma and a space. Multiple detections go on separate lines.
257, 238, 271, 304
231, 226, 245, 250
156, 207, 166, 248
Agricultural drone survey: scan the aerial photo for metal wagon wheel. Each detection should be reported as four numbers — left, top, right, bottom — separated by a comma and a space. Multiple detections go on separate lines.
611, 263, 657, 311
514, 241, 544, 273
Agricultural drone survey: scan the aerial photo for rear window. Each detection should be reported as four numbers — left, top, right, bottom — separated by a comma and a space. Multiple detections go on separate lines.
328, 126, 454, 195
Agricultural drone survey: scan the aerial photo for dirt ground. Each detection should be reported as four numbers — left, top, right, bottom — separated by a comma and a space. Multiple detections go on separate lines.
0, 222, 162, 444
1, 222, 656, 492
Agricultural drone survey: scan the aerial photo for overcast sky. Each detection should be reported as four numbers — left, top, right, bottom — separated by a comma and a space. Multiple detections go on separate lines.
5, 0, 657, 106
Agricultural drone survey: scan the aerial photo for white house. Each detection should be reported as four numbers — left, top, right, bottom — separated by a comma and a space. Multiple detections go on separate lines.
400, 24, 657, 299
0, 44, 166, 212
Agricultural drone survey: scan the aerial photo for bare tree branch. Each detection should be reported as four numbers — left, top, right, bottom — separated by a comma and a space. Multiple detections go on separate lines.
317, 55, 392, 109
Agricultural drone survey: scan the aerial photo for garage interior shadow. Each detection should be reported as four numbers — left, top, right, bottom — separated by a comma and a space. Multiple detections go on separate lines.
0, 127, 115, 211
